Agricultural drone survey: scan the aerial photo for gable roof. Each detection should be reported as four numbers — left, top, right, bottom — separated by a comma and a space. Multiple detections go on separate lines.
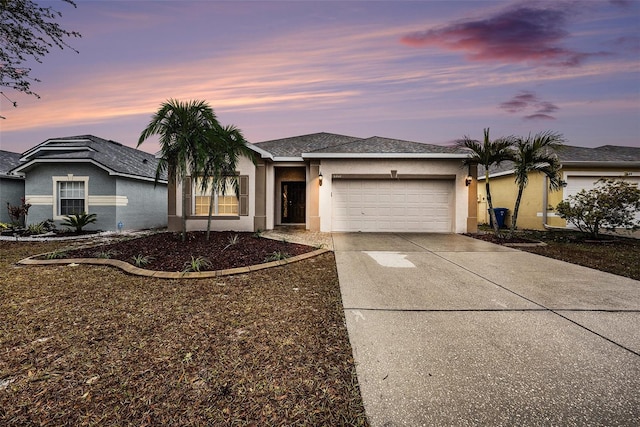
0, 150, 22, 176
479, 144, 640, 178
252, 132, 361, 159
252, 132, 467, 160
11, 135, 167, 182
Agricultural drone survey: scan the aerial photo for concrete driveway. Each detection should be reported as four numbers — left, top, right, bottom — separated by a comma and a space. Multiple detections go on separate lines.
333, 233, 640, 426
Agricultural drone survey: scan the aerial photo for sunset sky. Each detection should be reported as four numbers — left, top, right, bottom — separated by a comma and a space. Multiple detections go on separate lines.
1, 0, 638, 154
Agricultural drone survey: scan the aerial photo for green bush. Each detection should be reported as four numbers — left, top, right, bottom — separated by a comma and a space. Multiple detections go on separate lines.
61, 212, 97, 233
556, 178, 640, 239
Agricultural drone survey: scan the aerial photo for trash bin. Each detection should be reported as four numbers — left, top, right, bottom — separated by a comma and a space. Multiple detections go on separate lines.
489, 208, 508, 228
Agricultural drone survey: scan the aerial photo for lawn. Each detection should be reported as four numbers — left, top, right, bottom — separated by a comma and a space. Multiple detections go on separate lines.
470, 229, 640, 281
3, 229, 638, 425
0, 240, 368, 426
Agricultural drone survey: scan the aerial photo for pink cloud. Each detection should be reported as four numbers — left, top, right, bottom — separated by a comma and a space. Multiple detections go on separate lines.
401, 6, 604, 67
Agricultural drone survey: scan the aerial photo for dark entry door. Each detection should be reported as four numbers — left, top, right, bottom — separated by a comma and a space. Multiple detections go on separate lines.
281, 182, 306, 223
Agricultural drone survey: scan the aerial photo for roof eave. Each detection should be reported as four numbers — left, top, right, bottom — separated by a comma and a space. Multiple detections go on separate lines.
9, 158, 166, 184
478, 169, 516, 180
247, 144, 275, 160
302, 152, 469, 159
560, 161, 640, 168
272, 156, 305, 162
20, 137, 95, 160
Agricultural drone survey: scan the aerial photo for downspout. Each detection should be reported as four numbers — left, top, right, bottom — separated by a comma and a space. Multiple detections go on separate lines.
542, 175, 570, 231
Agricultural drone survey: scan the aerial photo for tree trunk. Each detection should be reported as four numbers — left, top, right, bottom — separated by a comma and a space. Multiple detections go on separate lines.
485, 177, 500, 235
181, 182, 187, 242
206, 187, 214, 241
510, 184, 525, 236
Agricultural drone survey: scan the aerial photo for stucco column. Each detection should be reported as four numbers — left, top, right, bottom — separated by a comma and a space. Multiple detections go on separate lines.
307, 161, 321, 231
466, 164, 478, 233
254, 162, 267, 231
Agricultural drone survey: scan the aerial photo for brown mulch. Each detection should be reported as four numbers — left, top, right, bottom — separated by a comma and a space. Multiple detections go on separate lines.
463, 232, 538, 244
41, 231, 316, 272
0, 240, 368, 426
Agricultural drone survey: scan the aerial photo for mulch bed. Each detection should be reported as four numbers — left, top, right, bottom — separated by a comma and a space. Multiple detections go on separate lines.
463, 232, 540, 244
44, 231, 316, 272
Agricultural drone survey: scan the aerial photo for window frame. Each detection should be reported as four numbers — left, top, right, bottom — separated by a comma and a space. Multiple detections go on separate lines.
192, 176, 240, 217
52, 175, 89, 219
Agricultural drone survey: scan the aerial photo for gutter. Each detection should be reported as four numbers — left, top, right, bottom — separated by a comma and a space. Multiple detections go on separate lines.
302, 152, 469, 159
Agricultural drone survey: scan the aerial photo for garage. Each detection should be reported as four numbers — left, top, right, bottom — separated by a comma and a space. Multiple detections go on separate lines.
565, 175, 640, 222
331, 179, 454, 232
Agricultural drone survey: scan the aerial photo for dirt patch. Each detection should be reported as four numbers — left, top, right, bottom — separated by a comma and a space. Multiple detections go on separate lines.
0, 241, 368, 426
466, 230, 640, 281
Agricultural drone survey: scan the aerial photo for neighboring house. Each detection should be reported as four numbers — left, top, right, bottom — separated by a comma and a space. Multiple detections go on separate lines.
9, 135, 168, 231
0, 150, 25, 224
169, 132, 478, 234
477, 145, 640, 230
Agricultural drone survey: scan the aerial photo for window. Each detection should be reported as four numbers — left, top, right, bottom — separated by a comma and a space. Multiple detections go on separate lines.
193, 177, 239, 216
58, 180, 86, 216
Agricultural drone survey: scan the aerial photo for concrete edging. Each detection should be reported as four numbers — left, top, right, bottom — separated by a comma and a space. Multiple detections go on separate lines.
17, 248, 330, 279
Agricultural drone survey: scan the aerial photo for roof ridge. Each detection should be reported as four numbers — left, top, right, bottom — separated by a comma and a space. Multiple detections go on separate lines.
307, 135, 363, 153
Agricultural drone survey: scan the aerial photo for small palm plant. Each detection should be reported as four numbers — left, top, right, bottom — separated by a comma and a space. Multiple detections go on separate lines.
61, 212, 97, 233
132, 254, 154, 267
183, 256, 212, 273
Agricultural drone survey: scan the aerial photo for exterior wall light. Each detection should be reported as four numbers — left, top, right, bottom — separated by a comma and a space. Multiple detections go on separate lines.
465, 175, 473, 186
319, 172, 323, 186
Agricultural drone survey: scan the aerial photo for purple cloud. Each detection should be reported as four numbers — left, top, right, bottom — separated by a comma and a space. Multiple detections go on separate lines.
500, 91, 559, 120
524, 114, 556, 121
499, 92, 537, 113
401, 6, 603, 66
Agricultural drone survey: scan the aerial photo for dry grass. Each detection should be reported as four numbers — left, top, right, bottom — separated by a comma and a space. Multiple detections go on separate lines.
0, 241, 368, 426
471, 229, 640, 281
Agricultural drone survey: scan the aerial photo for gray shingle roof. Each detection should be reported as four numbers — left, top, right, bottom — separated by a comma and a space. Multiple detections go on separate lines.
310, 136, 464, 154
16, 135, 166, 181
0, 150, 22, 175
252, 132, 464, 158
479, 144, 640, 177
252, 132, 361, 157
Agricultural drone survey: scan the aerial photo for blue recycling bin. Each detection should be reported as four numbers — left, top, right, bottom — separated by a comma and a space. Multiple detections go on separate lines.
489, 208, 508, 228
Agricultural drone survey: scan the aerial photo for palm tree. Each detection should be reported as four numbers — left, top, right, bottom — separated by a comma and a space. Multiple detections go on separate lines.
199, 124, 256, 241
456, 128, 516, 234
137, 99, 220, 241
510, 131, 564, 235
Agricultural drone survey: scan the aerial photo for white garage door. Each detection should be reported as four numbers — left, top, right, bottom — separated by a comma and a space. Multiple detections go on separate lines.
331, 179, 454, 232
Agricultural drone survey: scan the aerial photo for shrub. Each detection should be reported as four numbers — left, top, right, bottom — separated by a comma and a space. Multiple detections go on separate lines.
131, 254, 154, 267
94, 250, 118, 259
265, 251, 290, 262
6, 198, 31, 226
27, 222, 45, 235
183, 256, 212, 273
556, 178, 640, 239
26, 219, 56, 235
45, 249, 68, 259
61, 212, 97, 233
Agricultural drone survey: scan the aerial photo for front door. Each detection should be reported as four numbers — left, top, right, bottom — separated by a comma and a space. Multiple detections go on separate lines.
281, 182, 306, 223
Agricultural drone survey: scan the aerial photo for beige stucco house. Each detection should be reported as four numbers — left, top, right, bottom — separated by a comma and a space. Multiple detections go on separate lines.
168, 132, 478, 234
